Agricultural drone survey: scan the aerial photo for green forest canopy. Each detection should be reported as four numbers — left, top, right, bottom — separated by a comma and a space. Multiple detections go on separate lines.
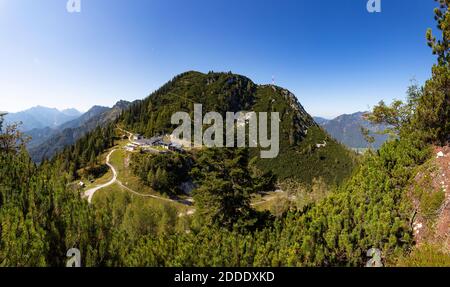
0, 0, 449, 267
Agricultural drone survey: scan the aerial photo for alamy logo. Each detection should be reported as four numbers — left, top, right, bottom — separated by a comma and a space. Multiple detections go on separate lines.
367, 0, 381, 13
171, 104, 280, 159
366, 248, 383, 267
66, 248, 81, 267
66, 0, 81, 13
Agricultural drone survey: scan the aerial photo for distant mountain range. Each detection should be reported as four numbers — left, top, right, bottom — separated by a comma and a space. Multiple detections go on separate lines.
29, 100, 133, 162
314, 112, 389, 149
4, 106, 82, 131
6, 101, 133, 162
6, 100, 387, 163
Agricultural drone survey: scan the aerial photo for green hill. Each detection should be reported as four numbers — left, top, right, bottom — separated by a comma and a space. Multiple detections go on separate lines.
120, 71, 357, 186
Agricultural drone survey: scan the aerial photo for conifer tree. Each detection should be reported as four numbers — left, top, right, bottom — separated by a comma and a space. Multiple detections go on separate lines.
418, 0, 450, 143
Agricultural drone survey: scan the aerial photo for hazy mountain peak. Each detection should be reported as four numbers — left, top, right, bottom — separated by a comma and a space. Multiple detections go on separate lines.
112, 100, 132, 109
29, 100, 132, 162
315, 111, 388, 149
61, 108, 82, 117
4, 105, 83, 132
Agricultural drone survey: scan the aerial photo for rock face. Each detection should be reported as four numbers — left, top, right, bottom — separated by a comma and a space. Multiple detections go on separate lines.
434, 146, 450, 248
411, 146, 450, 247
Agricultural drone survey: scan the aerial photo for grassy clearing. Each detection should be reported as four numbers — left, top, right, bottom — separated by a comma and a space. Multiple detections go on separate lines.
87, 139, 190, 212
109, 148, 169, 198
251, 191, 291, 215
93, 182, 191, 215
81, 155, 114, 189
396, 244, 450, 267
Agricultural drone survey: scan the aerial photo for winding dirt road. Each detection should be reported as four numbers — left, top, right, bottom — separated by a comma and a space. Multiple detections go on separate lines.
83, 129, 278, 218
84, 149, 117, 203
84, 131, 195, 212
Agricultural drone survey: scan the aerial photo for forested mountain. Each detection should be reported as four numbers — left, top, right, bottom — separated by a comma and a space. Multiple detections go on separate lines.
25, 105, 110, 151
315, 112, 389, 149
120, 71, 357, 187
28, 101, 132, 162
57, 106, 110, 131
0, 0, 449, 268
4, 106, 81, 131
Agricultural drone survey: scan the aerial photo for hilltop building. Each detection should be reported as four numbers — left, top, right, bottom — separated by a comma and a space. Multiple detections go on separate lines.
124, 134, 185, 153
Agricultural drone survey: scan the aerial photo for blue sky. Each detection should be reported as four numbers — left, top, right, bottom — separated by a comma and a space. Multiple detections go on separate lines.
0, 0, 439, 118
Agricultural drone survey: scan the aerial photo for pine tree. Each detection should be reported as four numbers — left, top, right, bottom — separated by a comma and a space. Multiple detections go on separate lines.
418, 0, 450, 144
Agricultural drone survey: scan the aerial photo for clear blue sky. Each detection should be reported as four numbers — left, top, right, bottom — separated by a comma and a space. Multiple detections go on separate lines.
0, 0, 439, 118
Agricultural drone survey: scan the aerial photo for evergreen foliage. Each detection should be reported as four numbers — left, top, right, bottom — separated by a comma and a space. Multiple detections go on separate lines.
120, 71, 356, 186
1, 0, 449, 267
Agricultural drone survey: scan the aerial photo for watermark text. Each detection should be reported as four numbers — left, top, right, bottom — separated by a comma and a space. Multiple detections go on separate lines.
171, 104, 280, 159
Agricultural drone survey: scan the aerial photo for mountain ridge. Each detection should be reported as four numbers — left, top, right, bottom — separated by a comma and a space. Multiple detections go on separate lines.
28, 101, 133, 162
314, 111, 389, 149
119, 71, 356, 186
4, 106, 82, 131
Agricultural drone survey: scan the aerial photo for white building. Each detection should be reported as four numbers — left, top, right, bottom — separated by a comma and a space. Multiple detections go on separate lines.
133, 134, 143, 141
